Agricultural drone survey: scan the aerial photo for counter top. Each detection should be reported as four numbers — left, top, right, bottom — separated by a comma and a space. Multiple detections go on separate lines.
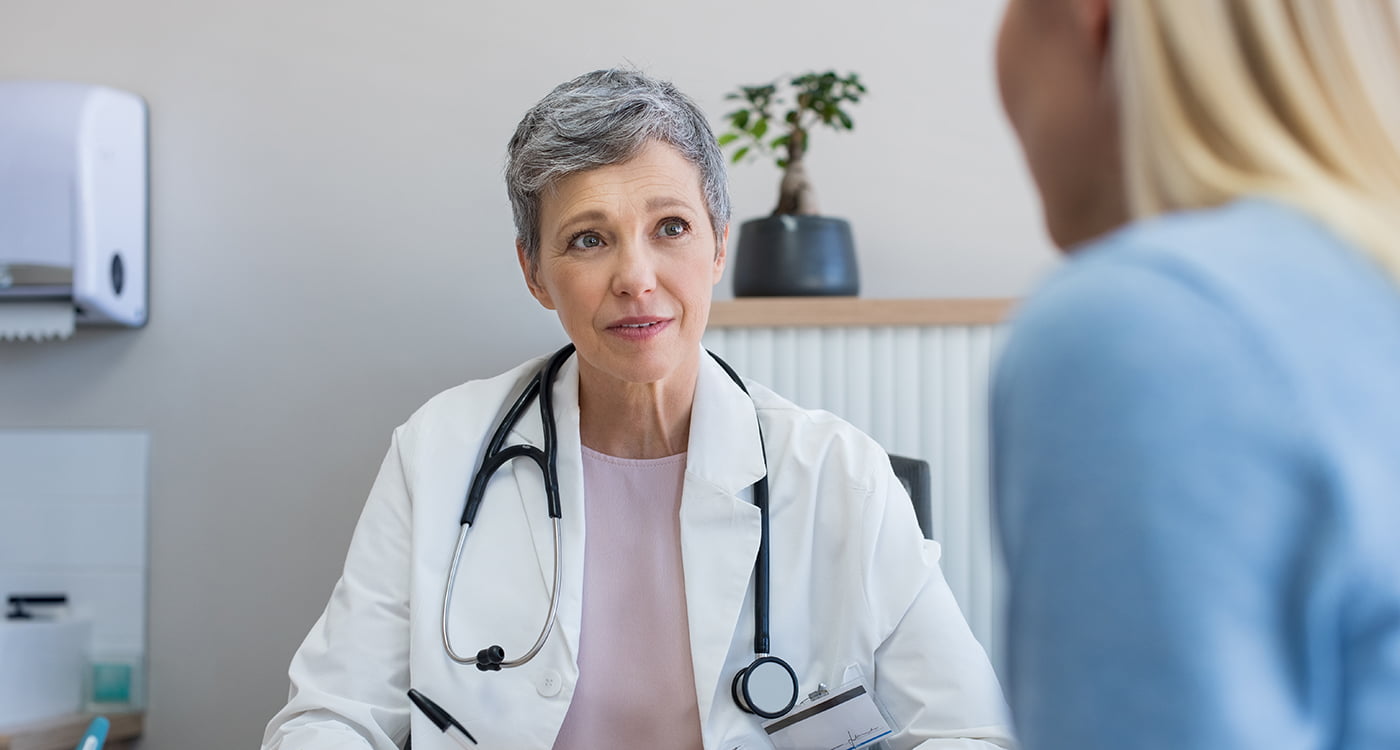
708, 297, 1016, 328
0, 712, 142, 750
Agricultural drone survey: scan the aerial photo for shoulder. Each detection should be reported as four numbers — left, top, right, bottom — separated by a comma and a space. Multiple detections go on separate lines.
999, 198, 1326, 401
992, 200, 1332, 544
745, 380, 889, 491
991, 201, 1334, 507
744, 378, 936, 634
395, 355, 547, 447
1014, 197, 1378, 335
999, 196, 1395, 403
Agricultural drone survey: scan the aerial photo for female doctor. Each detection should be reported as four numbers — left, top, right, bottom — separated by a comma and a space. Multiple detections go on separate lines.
262, 69, 1012, 750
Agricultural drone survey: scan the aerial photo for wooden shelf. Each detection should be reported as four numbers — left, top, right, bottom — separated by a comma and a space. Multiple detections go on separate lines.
0, 712, 142, 750
708, 297, 1016, 328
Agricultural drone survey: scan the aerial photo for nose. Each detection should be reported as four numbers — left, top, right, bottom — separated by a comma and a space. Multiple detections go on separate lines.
610, 237, 657, 297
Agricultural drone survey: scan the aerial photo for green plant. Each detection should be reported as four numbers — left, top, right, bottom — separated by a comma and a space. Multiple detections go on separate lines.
718, 71, 867, 216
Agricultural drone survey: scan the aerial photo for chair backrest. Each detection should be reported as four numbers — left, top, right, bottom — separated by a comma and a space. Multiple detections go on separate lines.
888, 454, 934, 540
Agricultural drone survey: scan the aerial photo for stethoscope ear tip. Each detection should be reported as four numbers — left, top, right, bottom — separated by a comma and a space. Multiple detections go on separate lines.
475, 645, 506, 672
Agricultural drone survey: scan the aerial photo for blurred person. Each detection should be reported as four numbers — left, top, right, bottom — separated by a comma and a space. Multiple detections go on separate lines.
992, 1, 1400, 748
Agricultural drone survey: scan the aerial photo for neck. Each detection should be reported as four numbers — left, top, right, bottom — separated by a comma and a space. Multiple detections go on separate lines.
577, 362, 698, 460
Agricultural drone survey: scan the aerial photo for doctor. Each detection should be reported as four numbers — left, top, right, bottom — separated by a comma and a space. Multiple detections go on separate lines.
262, 68, 1012, 750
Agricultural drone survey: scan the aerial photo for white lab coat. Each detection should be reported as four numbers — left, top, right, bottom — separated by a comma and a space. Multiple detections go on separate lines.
263, 349, 1013, 750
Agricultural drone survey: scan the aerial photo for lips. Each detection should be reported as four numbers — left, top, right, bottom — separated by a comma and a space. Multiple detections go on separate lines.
609, 316, 669, 329
607, 316, 672, 340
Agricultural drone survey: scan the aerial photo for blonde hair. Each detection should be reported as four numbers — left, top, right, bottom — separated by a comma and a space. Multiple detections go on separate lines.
1115, 0, 1400, 280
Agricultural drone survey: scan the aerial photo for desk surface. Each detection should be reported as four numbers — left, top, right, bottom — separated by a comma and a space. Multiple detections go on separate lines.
0, 712, 142, 750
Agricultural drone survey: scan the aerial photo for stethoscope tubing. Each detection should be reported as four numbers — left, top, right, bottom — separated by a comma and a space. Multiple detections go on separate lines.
443, 345, 574, 667
442, 517, 563, 667
706, 350, 774, 656
461, 345, 573, 526
440, 344, 794, 715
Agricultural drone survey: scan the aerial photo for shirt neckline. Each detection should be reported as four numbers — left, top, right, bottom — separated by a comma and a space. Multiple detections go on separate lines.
580, 444, 688, 467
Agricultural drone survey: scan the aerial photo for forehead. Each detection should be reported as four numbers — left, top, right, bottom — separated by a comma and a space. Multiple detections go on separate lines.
541, 141, 706, 223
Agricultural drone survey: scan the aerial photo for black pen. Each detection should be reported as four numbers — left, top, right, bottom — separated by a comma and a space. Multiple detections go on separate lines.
408, 689, 478, 747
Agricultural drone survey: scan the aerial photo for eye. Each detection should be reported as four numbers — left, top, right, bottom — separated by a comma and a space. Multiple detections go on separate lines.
659, 218, 689, 238
568, 232, 604, 250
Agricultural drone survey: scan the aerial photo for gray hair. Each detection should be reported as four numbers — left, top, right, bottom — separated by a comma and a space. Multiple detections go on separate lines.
506, 69, 731, 268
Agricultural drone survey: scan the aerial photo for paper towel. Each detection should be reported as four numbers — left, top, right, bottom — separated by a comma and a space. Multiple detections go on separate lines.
0, 302, 75, 341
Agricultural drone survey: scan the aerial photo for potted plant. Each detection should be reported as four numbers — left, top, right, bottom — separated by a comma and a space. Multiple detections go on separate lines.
718, 71, 866, 296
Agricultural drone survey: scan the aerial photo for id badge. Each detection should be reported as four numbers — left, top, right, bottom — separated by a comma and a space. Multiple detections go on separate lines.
761, 667, 893, 750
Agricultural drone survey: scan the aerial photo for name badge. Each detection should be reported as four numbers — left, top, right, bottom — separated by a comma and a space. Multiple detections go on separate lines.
761, 669, 893, 750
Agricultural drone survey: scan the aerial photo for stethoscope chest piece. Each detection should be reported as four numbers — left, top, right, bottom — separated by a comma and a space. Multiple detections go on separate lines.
732, 655, 799, 719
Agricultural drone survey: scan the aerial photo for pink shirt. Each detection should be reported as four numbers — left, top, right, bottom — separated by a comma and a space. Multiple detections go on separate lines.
551, 447, 704, 750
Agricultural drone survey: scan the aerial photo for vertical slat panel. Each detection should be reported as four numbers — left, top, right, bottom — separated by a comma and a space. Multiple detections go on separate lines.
867, 328, 893, 445
823, 328, 848, 418
705, 320, 1004, 665
845, 329, 873, 434
795, 328, 824, 407
941, 327, 972, 614
772, 328, 798, 400
963, 327, 994, 646
748, 328, 774, 387
919, 327, 948, 547
710, 329, 740, 371
891, 328, 922, 456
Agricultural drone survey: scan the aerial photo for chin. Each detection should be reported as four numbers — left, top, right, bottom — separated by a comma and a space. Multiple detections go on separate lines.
582, 345, 691, 388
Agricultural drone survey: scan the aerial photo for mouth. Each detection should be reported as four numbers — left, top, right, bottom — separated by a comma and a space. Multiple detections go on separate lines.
607, 317, 672, 340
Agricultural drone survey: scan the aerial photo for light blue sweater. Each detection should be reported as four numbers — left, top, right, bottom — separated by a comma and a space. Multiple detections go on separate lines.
992, 198, 1400, 749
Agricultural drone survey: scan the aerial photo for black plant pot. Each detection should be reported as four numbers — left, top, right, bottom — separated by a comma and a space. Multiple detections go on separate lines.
732, 215, 860, 297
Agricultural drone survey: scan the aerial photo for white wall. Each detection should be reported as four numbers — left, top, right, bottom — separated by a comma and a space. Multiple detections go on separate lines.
0, 1, 1055, 747
0, 431, 149, 703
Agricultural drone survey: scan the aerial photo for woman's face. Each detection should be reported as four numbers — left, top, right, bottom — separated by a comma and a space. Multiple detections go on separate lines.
521, 140, 726, 391
997, 0, 1126, 249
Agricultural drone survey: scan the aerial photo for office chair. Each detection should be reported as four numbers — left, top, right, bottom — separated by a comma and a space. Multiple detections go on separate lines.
888, 454, 934, 540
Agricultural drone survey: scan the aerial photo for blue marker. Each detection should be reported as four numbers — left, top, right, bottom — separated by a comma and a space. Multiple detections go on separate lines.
74, 716, 109, 750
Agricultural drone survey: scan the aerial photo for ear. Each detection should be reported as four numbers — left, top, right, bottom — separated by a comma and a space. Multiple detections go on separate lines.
711, 223, 729, 285
1077, 0, 1112, 61
517, 241, 555, 310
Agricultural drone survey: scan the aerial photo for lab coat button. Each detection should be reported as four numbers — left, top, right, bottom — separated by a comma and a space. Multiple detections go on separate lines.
537, 669, 563, 697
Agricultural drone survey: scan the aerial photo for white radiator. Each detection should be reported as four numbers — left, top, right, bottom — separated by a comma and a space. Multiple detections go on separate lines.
703, 323, 1007, 665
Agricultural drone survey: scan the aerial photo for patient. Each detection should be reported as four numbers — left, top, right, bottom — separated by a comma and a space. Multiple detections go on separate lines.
992, 1, 1400, 748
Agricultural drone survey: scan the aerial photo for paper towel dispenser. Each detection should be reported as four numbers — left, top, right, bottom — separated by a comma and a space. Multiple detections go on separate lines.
0, 81, 148, 336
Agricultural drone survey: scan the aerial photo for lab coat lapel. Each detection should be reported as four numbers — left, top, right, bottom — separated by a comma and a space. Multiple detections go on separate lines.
508, 352, 585, 665
681, 350, 767, 730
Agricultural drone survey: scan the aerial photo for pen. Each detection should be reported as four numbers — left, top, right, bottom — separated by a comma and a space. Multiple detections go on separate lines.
407, 689, 478, 747
73, 716, 109, 750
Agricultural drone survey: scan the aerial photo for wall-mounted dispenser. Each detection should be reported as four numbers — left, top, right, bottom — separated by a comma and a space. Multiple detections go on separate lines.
0, 81, 148, 341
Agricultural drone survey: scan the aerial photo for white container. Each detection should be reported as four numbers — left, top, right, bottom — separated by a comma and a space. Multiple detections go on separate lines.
0, 618, 91, 727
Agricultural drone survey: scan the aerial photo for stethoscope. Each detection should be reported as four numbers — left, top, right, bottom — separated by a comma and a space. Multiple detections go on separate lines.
440, 343, 801, 719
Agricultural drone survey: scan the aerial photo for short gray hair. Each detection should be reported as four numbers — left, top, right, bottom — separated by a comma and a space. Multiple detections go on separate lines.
506, 69, 731, 268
